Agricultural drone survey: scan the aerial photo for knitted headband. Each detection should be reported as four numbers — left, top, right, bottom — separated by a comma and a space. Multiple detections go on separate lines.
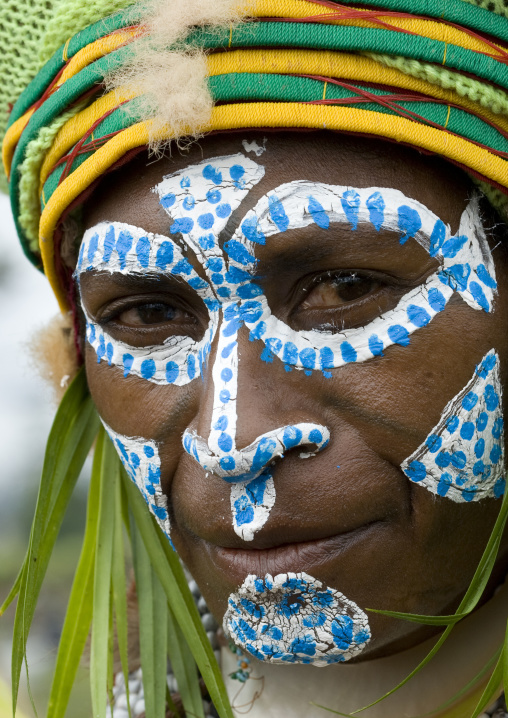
2, 0, 508, 313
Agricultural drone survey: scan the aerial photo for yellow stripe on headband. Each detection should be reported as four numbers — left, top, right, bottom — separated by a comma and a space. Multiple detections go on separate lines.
57, 28, 142, 87
207, 49, 508, 135
40, 102, 508, 310
39, 89, 136, 191
2, 108, 35, 179
251, 0, 508, 61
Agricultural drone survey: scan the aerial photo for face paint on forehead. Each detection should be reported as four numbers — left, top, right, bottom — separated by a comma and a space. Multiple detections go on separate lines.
402, 350, 506, 503
224, 572, 371, 666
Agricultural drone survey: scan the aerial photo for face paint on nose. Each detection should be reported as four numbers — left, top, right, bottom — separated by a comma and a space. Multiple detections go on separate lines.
154, 155, 330, 542
402, 350, 505, 502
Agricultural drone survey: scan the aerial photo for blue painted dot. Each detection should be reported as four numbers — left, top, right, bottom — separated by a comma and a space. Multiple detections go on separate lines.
224, 239, 256, 266
492, 417, 504, 439
218, 432, 233, 453
116, 230, 133, 269
161, 192, 176, 209
441, 234, 468, 259
241, 215, 266, 245
217, 286, 231, 298
490, 444, 502, 464
203, 164, 222, 184
211, 272, 223, 285
106, 342, 114, 365
143, 445, 155, 458
155, 241, 174, 269
214, 415, 228, 431
476, 264, 497, 289
407, 304, 431, 327
436, 451, 452, 468
103, 225, 116, 263
309, 429, 323, 444
180, 176, 191, 188
220, 389, 231, 403
198, 233, 214, 250
477, 352, 497, 378
308, 196, 330, 229
475, 438, 485, 458
462, 486, 477, 502
485, 385, 499, 412
166, 361, 179, 384
87, 232, 99, 265
229, 164, 245, 186
388, 325, 410, 347
368, 334, 384, 357
283, 426, 303, 449
320, 346, 334, 371
476, 412, 488, 432
366, 191, 385, 231
236, 283, 263, 300
221, 341, 237, 359
460, 422, 475, 440
123, 353, 134, 378
450, 451, 467, 470
437, 472, 452, 497
300, 348, 316, 371
216, 203, 232, 218
268, 194, 289, 232
340, 342, 357, 363
469, 281, 490, 312
187, 355, 196, 380
494, 479, 506, 498
221, 368, 233, 382
261, 338, 283, 363
283, 342, 298, 367
198, 213, 214, 229
207, 189, 221, 204
462, 391, 478, 411
141, 359, 156, 379
398, 205, 422, 244
429, 219, 446, 257
473, 460, 485, 477
426, 434, 442, 453
170, 217, 194, 235
428, 287, 446, 313
249, 322, 266, 342
446, 416, 460, 433
183, 195, 195, 211
136, 235, 150, 268
341, 190, 361, 230
438, 263, 471, 292
240, 300, 263, 324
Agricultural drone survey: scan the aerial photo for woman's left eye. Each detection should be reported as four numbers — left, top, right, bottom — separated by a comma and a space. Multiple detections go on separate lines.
114, 302, 180, 326
300, 274, 379, 310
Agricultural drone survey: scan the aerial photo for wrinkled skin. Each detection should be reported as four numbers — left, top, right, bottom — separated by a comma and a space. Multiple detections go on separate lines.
78, 132, 508, 660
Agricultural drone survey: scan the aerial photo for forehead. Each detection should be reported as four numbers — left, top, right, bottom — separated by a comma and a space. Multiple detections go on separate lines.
83, 132, 471, 236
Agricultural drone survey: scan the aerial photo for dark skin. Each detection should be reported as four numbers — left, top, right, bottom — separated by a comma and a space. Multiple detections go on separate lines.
79, 132, 508, 661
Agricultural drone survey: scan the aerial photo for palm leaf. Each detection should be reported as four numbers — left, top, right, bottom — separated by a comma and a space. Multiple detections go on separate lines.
120, 460, 234, 718
167, 606, 205, 718
90, 428, 118, 718
10, 369, 99, 716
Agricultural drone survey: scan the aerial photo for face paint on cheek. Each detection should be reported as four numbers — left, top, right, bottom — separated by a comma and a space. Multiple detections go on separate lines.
101, 420, 171, 542
402, 350, 505, 502
223, 572, 371, 666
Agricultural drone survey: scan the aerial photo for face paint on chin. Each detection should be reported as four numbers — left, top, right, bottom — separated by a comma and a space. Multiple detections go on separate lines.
402, 349, 506, 502
77, 151, 500, 551
223, 572, 371, 666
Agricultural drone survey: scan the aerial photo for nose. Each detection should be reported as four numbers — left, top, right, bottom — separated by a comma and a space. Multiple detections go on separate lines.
182, 299, 330, 541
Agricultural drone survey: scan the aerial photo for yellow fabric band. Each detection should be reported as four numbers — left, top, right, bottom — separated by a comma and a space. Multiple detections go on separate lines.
41, 102, 508, 310
250, 0, 508, 60
57, 28, 141, 87
207, 49, 508, 134
2, 108, 35, 179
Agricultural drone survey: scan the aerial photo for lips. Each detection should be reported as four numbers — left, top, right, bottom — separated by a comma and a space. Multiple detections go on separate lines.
199, 520, 383, 587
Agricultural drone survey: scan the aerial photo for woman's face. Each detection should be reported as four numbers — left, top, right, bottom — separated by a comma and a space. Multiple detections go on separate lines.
79, 132, 508, 664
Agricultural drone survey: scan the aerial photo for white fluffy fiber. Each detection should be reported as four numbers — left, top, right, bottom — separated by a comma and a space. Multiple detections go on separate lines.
104, 0, 248, 148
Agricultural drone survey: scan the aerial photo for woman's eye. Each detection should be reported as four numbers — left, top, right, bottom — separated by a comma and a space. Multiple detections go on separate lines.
301, 274, 379, 310
114, 302, 181, 327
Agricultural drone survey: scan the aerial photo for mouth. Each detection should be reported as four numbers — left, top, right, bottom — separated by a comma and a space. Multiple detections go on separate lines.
200, 520, 384, 586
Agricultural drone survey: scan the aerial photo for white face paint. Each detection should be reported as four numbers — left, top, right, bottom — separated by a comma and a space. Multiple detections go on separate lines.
101, 420, 171, 541
242, 138, 267, 156
77, 151, 501, 547
402, 350, 505, 502
223, 572, 371, 666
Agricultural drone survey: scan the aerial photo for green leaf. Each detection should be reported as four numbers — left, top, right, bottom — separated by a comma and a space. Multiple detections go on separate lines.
0, 563, 25, 616
11, 370, 99, 716
46, 437, 102, 718
365, 608, 470, 626
471, 640, 505, 718
91, 429, 118, 718
120, 461, 233, 718
167, 606, 205, 718
112, 475, 132, 718
131, 517, 168, 718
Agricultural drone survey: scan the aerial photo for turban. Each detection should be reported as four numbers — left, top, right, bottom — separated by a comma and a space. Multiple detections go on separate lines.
2, 0, 508, 308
